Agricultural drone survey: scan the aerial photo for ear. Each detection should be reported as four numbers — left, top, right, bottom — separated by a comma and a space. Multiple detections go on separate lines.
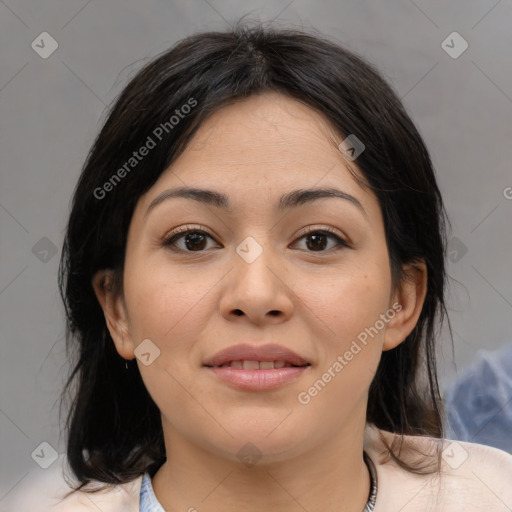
92, 269, 135, 360
383, 259, 428, 351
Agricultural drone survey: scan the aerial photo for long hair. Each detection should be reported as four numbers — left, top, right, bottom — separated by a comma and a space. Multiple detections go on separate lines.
58, 22, 451, 492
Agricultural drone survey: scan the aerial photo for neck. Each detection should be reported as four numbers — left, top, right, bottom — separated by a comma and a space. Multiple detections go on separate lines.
152, 419, 371, 512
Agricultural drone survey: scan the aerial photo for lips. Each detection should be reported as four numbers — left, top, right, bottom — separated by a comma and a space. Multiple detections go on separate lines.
204, 344, 311, 391
203, 343, 310, 368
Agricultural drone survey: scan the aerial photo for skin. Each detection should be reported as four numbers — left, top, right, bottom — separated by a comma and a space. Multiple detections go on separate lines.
93, 91, 427, 512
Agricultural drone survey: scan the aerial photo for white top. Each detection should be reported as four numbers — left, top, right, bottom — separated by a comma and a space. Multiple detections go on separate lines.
4, 424, 512, 511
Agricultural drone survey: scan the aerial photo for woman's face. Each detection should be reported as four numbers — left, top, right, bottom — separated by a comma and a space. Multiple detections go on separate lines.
96, 91, 424, 463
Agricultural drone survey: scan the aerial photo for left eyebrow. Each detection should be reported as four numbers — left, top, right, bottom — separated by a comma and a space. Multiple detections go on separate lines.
278, 187, 367, 219
144, 186, 367, 220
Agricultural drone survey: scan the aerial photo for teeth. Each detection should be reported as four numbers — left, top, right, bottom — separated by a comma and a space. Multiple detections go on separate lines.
218, 360, 300, 369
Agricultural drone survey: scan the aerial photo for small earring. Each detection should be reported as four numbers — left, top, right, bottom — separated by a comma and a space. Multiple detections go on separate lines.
125, 360, 129, 370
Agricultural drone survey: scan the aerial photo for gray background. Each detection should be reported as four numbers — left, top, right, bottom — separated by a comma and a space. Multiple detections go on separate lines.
1, 0, 511, 503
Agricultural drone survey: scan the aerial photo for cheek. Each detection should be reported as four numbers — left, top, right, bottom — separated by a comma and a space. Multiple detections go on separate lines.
124, 260, 219, 427
123, 254, 219, 343
295, 269, 389, 422
123, 255, 222, 396
299, 259, 391, 346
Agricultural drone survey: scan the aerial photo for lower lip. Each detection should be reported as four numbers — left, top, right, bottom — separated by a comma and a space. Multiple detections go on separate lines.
206, 366, 309, 391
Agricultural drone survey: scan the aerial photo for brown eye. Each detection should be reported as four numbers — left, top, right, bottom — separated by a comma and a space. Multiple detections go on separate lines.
305, 232, 329, 251
293, 228, 349, 253
163, 228, 219, 252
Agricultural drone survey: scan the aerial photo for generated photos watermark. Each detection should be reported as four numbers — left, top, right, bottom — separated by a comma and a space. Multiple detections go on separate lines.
93, 97, 197, 200
297, 301, 402, 405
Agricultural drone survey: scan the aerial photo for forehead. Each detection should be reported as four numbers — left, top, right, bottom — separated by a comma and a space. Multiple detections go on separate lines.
135, 91, 378, 220
184, 92, 343, 170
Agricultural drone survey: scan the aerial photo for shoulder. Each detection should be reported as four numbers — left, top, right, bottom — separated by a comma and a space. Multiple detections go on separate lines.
3, 454, 143, 512
364, 423, 512, 512
438, 439, 512, 510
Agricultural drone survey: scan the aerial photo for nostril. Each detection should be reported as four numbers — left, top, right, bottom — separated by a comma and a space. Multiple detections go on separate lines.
233, 309, 244, 316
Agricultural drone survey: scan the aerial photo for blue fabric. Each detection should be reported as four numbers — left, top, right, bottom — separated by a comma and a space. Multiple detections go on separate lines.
444, 344, 512, 453
140, 472, 166, 512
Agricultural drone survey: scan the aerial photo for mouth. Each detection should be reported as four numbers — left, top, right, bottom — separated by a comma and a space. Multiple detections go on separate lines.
205, 360, 310, 369
203, 343, 311, 368
203, 344, 312, 391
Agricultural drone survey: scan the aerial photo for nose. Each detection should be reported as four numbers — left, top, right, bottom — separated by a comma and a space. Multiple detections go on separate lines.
219, 241, 294, 325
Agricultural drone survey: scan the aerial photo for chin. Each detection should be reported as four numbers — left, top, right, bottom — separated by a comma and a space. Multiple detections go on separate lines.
208, 421, 312, 464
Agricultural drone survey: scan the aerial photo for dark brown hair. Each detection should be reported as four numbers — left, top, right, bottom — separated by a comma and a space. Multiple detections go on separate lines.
58, 22, 451, 493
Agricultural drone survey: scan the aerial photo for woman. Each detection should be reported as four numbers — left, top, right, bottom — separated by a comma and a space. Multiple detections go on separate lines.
13, 24, 512, 511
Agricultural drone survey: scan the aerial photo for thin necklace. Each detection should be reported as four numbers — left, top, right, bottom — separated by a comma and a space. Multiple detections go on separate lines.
363, 451, 378, 511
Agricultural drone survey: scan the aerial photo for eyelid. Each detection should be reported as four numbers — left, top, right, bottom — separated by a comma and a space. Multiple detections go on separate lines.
161, 224, 221, 250
295, 225, 348, 242
163, 225, 346, 239
164, 224, 216, 240
161, 224, 350, 252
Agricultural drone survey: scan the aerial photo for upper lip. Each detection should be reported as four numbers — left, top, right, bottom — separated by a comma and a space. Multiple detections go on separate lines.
204, 343, 310, 367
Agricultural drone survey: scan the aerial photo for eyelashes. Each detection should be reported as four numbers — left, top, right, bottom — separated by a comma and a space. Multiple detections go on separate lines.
161, 224, 350, 254
293, 226, 350, 252
162, 225, 218, 252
